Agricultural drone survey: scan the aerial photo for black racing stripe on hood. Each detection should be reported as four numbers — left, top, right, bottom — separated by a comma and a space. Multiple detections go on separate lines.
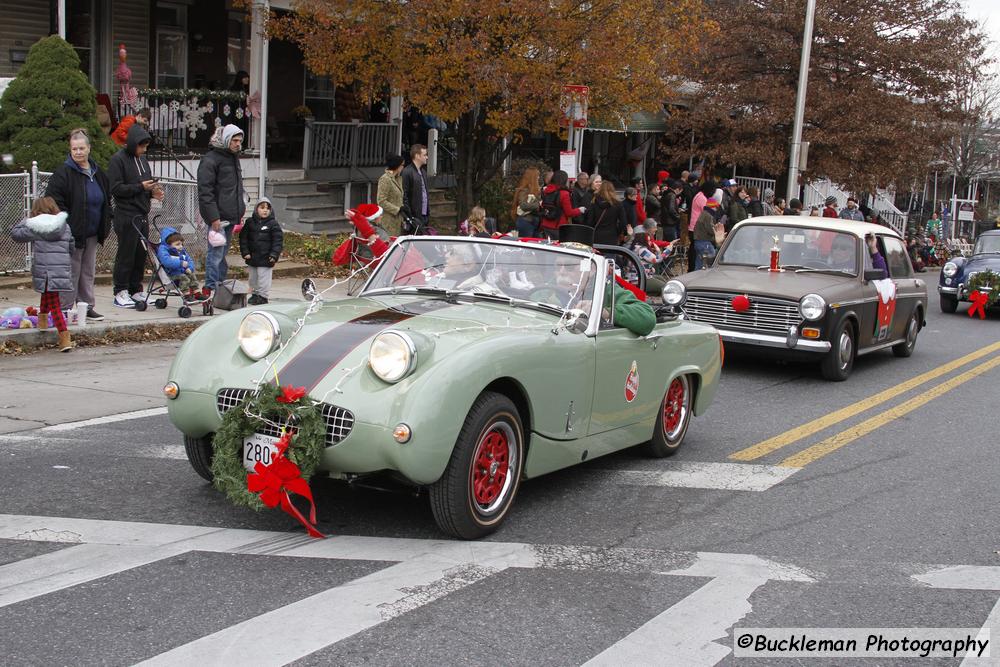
275, 299, 452, 391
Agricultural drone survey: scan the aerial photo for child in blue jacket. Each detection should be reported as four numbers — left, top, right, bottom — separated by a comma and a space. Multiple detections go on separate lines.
156, 226, 202, 298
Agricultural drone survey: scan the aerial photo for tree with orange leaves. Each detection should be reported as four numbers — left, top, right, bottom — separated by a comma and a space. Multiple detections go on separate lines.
268, 0, 714, 224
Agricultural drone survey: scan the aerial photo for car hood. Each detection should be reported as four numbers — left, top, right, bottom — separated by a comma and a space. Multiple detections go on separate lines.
961, 254, 1000, 273
677, 265, 856, 300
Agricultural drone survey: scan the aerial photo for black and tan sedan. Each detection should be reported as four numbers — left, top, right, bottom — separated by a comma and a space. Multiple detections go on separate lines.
668, 217, 927, 380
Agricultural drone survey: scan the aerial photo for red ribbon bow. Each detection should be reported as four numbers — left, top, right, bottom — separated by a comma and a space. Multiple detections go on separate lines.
968, 291, 988, 320
277, 385, 308, 404
246, 431, 324, 538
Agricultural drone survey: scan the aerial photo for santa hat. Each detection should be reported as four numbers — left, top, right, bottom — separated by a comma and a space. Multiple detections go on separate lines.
354, 203, 383, 221
657, 170, 670, 185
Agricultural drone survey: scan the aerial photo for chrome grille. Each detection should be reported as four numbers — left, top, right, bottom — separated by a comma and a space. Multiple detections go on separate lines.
216, 388, 355, 447
684, 292, 802, 335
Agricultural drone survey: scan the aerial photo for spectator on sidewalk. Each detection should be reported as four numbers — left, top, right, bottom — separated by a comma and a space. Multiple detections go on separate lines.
377, 154, 405, 236
539, 170, 584, 240
840, 197, 865, 221
109, 124, 161, 308
728, 186, 749, 231
197, 123, 246, 297
785, 198, 803, 215
513, 167, 542, 238
571, 172, 592, 224
586, 180, 625, 246
644, 182, 662, 232
630, 177, 647, 224
239, 197, 284, 305
111, 108, 151, 148
622, 187, 639, 242
10, 197, 74, 351
157, 227, 202, 300
762, 188, 776, 216
45, 128, 111, 321
660, 179, 682, 242
402, 144, 430, 232
747, 186, 764, 218
823, 196, 839, 218
688, 181, 716, 271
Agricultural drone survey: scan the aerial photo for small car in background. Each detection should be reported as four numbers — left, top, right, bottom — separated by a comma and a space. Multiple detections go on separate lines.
672, 217, 927, 381
938, 230, 1000, 313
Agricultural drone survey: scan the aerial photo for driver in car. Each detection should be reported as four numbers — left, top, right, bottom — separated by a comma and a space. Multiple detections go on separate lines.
828, 237, 858, 272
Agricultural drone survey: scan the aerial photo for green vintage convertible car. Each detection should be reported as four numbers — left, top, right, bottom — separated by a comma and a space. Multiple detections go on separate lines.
165, 237, 723, 538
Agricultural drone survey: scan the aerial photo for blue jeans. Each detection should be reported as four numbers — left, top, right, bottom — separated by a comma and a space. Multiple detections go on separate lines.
693, 240, 716, 269
205, 224, 234, 290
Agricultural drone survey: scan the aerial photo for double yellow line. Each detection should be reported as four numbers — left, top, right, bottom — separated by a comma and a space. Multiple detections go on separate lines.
730, 340, 1000, 468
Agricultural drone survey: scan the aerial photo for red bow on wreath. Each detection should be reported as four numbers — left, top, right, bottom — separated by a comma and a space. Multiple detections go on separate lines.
277, 385, 308, 404
968, 291, 988, 320
247, 430, 325, 538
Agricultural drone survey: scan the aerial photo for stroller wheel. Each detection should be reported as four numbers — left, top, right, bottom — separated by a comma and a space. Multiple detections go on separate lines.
155, 298, 168, 309
178, 305, 192, 318
135, 300, 148, 312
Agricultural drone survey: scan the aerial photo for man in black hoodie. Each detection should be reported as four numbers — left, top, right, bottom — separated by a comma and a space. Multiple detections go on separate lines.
108, 124, 161, 308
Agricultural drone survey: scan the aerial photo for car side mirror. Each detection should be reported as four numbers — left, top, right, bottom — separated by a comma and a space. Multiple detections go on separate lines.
863, 269, 884, 282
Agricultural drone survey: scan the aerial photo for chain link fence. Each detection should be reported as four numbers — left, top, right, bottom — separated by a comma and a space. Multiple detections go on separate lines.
1, 163, 204, 276
0, 172, 31, 273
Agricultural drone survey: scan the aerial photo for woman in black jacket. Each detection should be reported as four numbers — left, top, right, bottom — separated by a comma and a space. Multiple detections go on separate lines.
586, 180, 626, 246
239, 197, 284, 304
44, 128, 112, 320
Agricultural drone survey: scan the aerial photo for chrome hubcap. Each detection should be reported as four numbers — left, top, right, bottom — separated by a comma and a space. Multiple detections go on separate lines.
839, 332, 852, 370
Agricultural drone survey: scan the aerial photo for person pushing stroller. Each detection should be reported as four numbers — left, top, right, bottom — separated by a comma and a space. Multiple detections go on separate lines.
155, 227, 205, 301
239, 197, 283, 305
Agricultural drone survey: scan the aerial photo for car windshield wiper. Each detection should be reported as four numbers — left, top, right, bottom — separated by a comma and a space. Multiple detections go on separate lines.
362, 285, 460, 301
793, 267, 856, 276
453, 289, 566, 316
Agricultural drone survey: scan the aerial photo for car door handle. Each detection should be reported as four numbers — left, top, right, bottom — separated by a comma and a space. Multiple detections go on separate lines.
643, 332, 667, 348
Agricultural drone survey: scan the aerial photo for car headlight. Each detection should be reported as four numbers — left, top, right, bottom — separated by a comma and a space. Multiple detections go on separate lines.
799, 293, 826, 321
662, 280, 687, 307
942, 262, 958, 277
369, 331, 416, 383
238, 311, 280, 360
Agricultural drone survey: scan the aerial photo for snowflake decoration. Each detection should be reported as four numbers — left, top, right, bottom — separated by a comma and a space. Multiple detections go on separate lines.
235, 107, 244, 120
169, 100, 180, 112
178, 98, 210, 138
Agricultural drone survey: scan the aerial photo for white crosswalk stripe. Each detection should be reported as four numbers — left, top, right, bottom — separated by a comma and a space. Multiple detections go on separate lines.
1, 513, 998, 666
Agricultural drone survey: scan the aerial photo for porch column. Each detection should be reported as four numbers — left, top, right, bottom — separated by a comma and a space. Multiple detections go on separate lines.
251, 0, 270, 197
57, 0, 66, 38
390, 95, 403, 156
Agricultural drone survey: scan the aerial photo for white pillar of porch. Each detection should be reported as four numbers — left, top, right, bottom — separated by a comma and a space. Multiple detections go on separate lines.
57, 0, 66, 38
251, 0, 270, 196
390, 95, 404, 157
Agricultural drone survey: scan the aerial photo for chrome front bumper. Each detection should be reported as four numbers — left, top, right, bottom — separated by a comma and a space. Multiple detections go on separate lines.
937, 283, 962, 297
716, 327, 832, 353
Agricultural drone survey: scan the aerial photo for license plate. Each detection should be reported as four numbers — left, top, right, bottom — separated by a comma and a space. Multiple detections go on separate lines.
243, 433, 280, 472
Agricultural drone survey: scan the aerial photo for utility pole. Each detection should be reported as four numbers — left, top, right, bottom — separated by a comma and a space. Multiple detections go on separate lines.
786, 0, 817, 204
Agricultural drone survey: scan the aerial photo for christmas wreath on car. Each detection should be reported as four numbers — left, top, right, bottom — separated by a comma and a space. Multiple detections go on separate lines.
211, 383, 326, 537
967, 270, 1000, 319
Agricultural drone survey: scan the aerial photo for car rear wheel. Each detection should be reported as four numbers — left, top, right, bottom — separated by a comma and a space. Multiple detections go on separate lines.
644, 375, 692, 457
429, 391, 523, 539
821, 320, 855, 381
939, 294, 958, 313
892, 309, 920, 358
184, 434, 214, 481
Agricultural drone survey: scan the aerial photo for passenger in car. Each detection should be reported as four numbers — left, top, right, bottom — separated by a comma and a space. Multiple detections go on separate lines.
866, 233, 888, 279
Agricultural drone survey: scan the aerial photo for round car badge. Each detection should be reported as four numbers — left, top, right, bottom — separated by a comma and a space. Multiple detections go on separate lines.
624, 360, 639, 402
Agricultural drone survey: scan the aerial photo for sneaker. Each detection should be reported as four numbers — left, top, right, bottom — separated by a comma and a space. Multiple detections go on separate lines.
131, 291, 147, 303
114, 290, 136, 308
86, 308, 104, 321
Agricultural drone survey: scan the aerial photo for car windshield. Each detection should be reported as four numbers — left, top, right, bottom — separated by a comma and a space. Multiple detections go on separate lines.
973, 236, 1000, 254
719, 224, 859, 274
363, 238, 598, 310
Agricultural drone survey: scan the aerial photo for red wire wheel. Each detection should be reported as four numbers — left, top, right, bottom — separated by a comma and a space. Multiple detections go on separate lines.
472, 425, 512, 509
644, 374, 692, 457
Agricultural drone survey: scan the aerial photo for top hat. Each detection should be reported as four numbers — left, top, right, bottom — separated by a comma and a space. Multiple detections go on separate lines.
558, 224, 594, 247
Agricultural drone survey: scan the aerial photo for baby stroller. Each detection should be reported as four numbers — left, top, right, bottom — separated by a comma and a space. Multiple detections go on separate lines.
132, 214, 212, 318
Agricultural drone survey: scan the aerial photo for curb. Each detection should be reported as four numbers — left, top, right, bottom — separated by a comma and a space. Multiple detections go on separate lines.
2, 317, 204, 351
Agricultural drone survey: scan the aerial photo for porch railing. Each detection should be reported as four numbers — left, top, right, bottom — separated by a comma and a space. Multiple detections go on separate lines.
303, 121, 400, 171
122, 89, 253, 152
735, 176, 777, 198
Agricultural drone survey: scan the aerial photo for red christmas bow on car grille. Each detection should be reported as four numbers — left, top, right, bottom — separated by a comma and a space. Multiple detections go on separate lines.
968, 291, 988, 320
246, 431, 324, 538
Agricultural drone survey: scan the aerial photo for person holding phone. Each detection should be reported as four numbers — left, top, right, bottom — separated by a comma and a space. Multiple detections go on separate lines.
108, 123, 162, 308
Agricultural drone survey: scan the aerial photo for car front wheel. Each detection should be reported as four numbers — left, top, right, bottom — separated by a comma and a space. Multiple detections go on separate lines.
821, 320, 855, 381
644, 375, 692, 457
892, 309, 920, 358
430, 391, 523, 539
184, 434, 214, 481
939, 294, 958, 313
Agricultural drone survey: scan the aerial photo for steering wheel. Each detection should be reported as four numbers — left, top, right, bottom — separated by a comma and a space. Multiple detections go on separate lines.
801, 258, 834, 269
528, 287, 566, 306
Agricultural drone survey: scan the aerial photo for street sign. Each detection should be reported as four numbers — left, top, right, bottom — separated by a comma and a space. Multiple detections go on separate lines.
559, 85, 589, 129
957, 200, 976, 221
560, 151, 577, 179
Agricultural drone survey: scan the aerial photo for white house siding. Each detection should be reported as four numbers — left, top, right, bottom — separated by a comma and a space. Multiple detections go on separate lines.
111, 0, 150, 89
0, 0, 51, 78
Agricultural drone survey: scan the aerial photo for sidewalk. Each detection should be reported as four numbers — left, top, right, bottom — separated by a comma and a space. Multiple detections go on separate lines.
1, 258, 351, 350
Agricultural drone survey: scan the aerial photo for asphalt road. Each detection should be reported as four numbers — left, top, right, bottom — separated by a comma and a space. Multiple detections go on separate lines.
0, 305, 998, 665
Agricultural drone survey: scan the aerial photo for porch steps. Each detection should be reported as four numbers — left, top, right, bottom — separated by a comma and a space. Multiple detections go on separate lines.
265, 179, 351, 236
